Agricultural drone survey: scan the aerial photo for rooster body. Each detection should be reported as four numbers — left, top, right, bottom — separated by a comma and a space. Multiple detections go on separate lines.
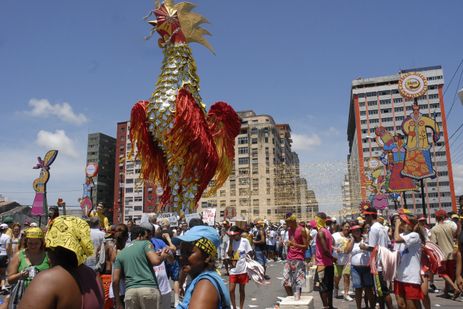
130, 1, 240, 213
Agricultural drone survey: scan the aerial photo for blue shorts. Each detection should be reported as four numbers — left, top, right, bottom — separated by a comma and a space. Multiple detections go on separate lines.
304, 249, 312, 259
351, 265, 373, 289
167, 257, 180, 281
254, 248, 267, 266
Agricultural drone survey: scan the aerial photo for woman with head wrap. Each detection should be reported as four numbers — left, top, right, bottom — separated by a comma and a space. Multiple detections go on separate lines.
7, 227, 50, 288
18, 216, 104, 309
173, 225, 231, 309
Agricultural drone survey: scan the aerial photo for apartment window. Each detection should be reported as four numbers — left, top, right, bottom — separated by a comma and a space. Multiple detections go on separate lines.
238, 147, 249, 155
360, 111, 366, 116
380, 99, 391, 105
238, 168, 249, 175
393, 98, 403, 103
239, 178, 249, 185
368, 101, 377, 106
239, 198, 249, 206
238, 157, 249, 165
251, 138, 258, 144
368, 110, 378, 115
238, 137, 248, 145
125, 188, 133, 193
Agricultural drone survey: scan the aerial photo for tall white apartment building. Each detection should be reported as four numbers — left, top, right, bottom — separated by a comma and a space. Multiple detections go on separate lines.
199, 110, 317, 222
347, 66, 457, 215
113, 121, 158, 223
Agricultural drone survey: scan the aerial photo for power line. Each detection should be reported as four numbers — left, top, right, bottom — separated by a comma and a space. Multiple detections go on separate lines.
446, 66, 463, 120
444, 57, 463, 97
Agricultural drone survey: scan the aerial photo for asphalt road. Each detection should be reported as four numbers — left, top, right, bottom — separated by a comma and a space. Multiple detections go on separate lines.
220, 259, 463, 309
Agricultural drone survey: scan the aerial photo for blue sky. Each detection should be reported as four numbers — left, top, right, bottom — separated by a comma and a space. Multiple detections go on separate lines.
1, 0, 463, 213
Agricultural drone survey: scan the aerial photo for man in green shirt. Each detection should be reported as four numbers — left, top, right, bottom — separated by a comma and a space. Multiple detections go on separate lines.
113, 225, 171, 309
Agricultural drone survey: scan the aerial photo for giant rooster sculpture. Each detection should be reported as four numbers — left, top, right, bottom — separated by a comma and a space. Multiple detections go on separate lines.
130, 0, 241, 214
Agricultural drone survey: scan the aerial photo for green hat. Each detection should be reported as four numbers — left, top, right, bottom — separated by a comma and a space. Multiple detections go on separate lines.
3, 217, 13, 224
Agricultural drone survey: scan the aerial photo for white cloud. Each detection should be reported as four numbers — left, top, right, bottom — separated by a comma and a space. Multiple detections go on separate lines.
292, 133, 321, 152
326, 126, 340, 136
0, 146, 85, 206
453, 163, 463, 195
27, 98, 88, 125
36, 130, 79, 158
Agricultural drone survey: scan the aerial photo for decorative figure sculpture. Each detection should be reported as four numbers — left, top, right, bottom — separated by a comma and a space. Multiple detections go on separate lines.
32, 150, 58, 216
375, 126, 417, 192
401, 101, 440, 179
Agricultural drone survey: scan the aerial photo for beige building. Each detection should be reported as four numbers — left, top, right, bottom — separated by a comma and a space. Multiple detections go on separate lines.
198, 110, 317, 223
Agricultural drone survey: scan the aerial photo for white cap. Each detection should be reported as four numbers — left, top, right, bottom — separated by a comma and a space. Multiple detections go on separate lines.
30, 223, 38, 227
0, 223, 8, 229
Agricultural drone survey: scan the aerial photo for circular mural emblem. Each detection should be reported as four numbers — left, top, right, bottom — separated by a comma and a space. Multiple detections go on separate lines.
398, 72, 428, 99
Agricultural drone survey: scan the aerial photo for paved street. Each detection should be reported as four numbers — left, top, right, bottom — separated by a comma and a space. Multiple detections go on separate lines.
220, 259, 463, 309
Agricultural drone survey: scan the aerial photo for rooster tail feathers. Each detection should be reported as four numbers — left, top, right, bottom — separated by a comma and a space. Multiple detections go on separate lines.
171, 88, 219, 208
206, 102, 241, 195
129, 101, 169, 196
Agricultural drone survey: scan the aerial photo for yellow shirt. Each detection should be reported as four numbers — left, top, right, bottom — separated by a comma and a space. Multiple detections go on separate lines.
89, 211, 110, 232
402, 114, 439, 150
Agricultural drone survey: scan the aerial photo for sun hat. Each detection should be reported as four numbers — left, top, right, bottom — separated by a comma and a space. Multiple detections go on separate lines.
285, 212, 297, 222
172, 225, 220, 257
25, 227, 44, 239
350, 225, 362, 231
435, 209, 447, 219
227, 225, 242, 236
3, 217, 13, 224
173, 225, 220, 247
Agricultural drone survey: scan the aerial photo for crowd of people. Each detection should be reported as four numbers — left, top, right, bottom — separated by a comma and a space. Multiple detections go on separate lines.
0, 200, 461, 309
306, 207, 463, 309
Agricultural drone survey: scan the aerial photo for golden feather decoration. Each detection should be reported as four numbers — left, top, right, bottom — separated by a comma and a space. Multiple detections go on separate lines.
164, 1, 215, 53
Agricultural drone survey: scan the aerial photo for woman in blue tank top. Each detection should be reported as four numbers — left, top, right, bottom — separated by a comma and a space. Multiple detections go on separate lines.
173, 225, 231, 309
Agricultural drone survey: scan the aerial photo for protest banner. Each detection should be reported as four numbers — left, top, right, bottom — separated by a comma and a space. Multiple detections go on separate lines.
202, 208, 216, 226
157, 212, 179, 227
185, 213, 201, 225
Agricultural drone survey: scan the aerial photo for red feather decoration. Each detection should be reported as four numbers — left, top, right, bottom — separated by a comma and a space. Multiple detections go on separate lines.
207, 102, 241, 194
169, 88, 218, 206
129, 100, 170, 210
